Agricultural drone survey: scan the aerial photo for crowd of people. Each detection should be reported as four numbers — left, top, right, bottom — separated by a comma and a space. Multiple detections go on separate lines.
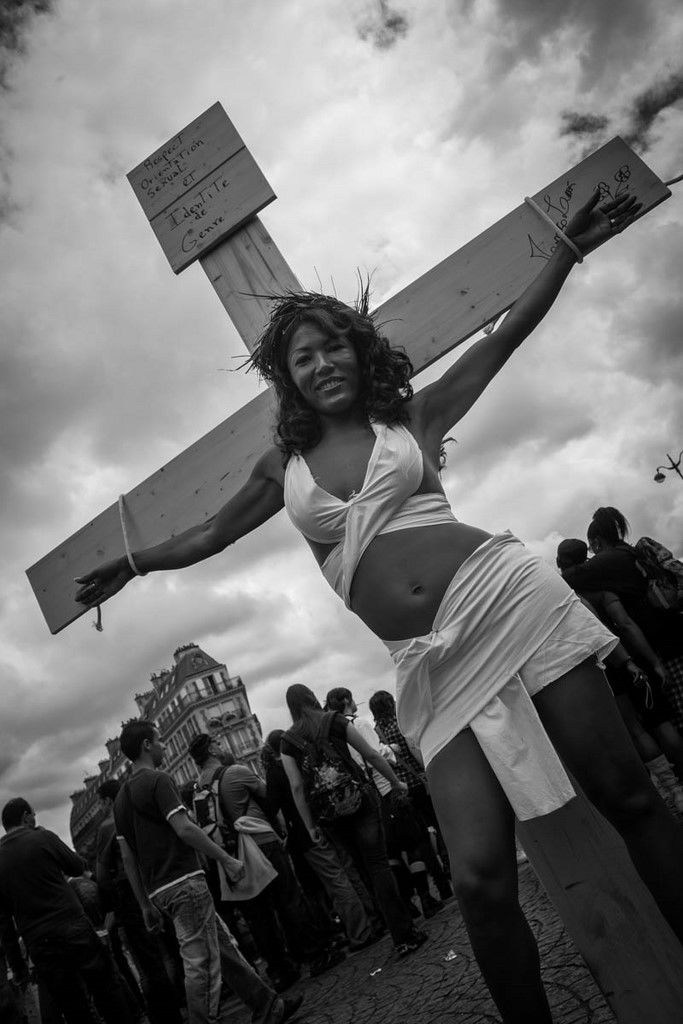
0, 682, 456, 1024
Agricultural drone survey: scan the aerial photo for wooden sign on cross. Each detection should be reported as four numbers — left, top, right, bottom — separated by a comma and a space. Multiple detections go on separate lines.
26, 102, 683, 1021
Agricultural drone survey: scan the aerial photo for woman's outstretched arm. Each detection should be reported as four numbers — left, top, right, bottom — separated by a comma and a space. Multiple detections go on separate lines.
415, 190, 641, 437
75, 445, 285, 608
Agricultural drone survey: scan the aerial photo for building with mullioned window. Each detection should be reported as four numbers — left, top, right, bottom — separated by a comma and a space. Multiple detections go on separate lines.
69, 642, 263, 860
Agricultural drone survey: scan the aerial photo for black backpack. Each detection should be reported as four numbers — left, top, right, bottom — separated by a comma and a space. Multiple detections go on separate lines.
192, 766, 238, 855
286, 712, 365, 824
633, 537, 683, 612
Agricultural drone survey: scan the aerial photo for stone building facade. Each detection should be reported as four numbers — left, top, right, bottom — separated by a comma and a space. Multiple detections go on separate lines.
69, 642, 262, 860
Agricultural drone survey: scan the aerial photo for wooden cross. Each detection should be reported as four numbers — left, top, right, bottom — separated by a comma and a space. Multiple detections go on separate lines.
27, 103, 683, 1019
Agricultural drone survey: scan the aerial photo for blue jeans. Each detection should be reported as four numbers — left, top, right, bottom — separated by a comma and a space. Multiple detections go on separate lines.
153, 875, 276, 1024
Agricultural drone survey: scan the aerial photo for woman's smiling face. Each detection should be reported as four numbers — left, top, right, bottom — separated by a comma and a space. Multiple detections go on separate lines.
286, 322, 362, 414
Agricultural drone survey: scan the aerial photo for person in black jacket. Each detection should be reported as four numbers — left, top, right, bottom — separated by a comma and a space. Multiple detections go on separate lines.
0, 797, 134, 1024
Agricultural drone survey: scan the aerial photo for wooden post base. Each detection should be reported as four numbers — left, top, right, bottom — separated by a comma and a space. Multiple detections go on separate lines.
517, 793, 683, 1023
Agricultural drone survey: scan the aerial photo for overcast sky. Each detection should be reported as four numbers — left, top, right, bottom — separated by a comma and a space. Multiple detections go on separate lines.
1, 0, 682, 843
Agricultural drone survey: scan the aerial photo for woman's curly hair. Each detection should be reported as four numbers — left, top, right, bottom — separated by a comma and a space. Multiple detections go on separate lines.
248, 281, 413, 458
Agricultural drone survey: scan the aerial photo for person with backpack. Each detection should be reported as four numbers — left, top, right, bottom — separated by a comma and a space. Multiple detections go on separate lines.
562, 508, 683, 731
280, 684, 427, 958
324, 686, 448, 920
189, 733, 344, 987
261, 729, 378, 952
113, 720, 303, 1024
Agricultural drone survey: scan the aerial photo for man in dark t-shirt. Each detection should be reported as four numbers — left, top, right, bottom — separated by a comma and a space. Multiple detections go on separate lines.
0, 797, 134, 1024
114, 720, 303, 1024
96, 777, 182, 1024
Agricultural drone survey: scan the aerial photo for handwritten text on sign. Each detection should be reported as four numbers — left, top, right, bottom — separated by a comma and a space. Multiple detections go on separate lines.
128, 103, 275, 274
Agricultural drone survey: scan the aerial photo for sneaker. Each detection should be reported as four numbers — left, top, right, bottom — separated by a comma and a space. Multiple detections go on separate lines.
308, 946, 346, 977
265, 993, 305, 1024
395, 928, 428, 958
419, 893, 444, 919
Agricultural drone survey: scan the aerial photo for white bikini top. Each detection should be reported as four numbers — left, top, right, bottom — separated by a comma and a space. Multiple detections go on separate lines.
284, 422, 458, 607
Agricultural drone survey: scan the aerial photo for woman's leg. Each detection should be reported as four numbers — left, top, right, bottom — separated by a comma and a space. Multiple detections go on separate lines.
427, 728, 552, 1024
533, 657, 683, 942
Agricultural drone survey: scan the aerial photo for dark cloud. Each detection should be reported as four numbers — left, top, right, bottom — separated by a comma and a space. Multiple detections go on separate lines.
560, 112, 609, 138
623, 71, 683, 151
0, 1, 53, 88
558, 69, 683, 158
356, 0, 409, 50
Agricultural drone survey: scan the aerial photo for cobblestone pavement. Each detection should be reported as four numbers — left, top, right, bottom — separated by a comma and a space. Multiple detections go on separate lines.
231, 861, 615, 1024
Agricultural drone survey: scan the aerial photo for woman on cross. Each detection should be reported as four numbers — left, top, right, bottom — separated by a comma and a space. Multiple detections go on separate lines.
76, 189, 683, 1023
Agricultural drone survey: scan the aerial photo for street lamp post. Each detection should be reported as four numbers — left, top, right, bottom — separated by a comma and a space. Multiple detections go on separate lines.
654, 450, 683, 483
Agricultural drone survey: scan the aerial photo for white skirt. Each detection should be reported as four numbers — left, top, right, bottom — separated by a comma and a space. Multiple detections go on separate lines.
384, 532, 618, 820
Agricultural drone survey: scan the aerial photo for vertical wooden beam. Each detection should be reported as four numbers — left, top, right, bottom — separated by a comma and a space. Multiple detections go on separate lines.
200, 217, 301, 353
518, 795, 683, 1022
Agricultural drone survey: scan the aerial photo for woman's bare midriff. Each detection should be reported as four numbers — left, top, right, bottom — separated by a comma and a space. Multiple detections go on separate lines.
349, 521, 492, 641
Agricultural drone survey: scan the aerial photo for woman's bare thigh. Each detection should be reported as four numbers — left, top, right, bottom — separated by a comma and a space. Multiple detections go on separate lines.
426, 727, 517, 889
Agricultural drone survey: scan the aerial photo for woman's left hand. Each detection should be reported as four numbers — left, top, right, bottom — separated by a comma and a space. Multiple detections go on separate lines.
565, 188, 642, 256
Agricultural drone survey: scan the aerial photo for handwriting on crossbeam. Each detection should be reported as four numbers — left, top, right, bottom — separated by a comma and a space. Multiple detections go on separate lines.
26, 103, 670, 633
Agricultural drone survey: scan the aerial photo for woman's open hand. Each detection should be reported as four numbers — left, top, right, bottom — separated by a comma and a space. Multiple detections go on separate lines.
566, 188, 642, 255
75, 556, 134, 608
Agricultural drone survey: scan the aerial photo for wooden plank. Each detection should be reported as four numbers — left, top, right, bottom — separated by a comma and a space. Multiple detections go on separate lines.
518, 794, 683, 1022
26, 137, 671, 633
128, 102, 246, 221
382, 137, 670, 374
27, 388, 278, 634
200, 217, 302, 352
